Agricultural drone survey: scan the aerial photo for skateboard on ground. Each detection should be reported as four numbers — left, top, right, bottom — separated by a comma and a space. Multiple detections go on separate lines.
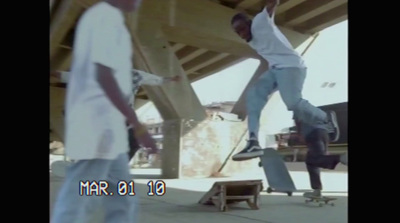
304, 195, 337, 207
258, 148, 297, 196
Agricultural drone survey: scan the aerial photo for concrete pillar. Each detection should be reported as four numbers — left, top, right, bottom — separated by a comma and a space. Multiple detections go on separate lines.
161, 119, 183, 178
126, 10, 207, 178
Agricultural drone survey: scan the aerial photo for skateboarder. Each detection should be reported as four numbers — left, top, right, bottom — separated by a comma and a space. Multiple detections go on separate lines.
230, 0, 340, 161
51, 69, 181, 160
292, 119, 347, 198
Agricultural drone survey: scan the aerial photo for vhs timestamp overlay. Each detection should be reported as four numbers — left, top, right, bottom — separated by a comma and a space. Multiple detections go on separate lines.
79, 180, 166, 196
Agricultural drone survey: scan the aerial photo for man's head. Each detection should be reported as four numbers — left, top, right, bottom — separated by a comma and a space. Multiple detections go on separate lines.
107, 0, 142, 12
231, 13, 252, 42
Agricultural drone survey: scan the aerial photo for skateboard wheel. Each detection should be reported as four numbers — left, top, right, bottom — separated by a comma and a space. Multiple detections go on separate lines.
287, 192, 292, 197
258, 162, 262, 167
266, 187, 272, 193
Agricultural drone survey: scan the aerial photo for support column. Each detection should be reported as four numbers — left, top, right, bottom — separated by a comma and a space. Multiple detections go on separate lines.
126, 9, 207, 178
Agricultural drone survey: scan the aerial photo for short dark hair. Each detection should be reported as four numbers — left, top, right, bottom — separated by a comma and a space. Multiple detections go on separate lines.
231, 13, 249, 24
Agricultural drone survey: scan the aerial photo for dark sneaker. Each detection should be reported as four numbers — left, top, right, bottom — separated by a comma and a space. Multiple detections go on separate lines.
326, 111, 340, 142
303, 189, 322, 198
232, 139, 263, 161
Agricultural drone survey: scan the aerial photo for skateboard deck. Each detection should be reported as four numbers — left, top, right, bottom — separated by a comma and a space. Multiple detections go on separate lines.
304, 195, 337, 206
258, 148, 296, 196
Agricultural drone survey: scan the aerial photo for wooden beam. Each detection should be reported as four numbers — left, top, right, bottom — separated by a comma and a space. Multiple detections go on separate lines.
138, 0, 259, 58
60, 51, 73, 71
235, 0, 259, 10
305, 15, 347, 34
278, 0, 347, 27
189, 55, 245, 82
183, 52, 230, 74
50, 48, 71, 71
276, 0, 306, 15
161, 25, 259, 58
177, 47, 208, 64
293, 3, 348, 34
50, 87, 67, 141
128, 13, 207, 121
170, 43, 186, 52
50, 0, 84, 60
219, 0, 242, 8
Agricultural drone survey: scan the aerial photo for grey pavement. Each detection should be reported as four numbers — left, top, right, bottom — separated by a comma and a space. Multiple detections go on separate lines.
50, 165, 347, 223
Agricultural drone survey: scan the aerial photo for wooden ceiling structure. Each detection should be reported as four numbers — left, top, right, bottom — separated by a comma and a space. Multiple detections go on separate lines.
50, 0, 347, 142
50, 0, 347, 99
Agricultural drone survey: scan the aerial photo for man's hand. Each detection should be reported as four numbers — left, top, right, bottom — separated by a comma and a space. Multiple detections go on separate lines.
134, 123, 159, 154
265, 0, 279, 17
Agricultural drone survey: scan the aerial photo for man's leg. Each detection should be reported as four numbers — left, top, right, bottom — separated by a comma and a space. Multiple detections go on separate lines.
302, 128, 334, 198
232, 70, 277, 161
50, 159, 114, 223
103, 153, 139, 223
128, 127, 141, 161
304, 128, 341, 169
302, 128, 347, 197
274, 67, 340, 142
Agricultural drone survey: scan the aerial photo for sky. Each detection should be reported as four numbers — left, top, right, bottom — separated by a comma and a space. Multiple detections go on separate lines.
137, 20, 348, 126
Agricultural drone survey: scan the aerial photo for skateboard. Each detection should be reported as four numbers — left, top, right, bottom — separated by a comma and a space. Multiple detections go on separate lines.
304, 195, 337, 207
258, 148, 297, 196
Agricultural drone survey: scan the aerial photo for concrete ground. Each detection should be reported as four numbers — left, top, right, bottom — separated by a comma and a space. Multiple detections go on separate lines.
49, 160, 348, 223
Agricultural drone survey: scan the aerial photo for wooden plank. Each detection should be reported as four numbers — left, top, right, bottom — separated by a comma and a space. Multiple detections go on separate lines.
293, 3, 348, 34
199, 180, 263, 211
183, 52, 230, 74
277, 0, 347, 26
236, 0, 259, 10
212, 195, 254, 199
276, 0, 306, 15
50, 0, 84, 59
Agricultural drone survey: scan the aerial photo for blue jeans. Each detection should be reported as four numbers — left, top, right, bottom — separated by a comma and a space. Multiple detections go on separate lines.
246, 67, 328, 137
51, 153, 138, 223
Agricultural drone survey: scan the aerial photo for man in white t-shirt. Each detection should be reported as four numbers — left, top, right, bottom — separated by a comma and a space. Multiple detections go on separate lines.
51, 69, 181, 160
230, 0, 343, 162
50, 1, 151, 222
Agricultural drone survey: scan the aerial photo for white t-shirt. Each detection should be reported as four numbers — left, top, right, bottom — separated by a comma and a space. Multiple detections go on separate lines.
60, 69, 164, 108
248, 8, 306, 69
64, 2, 133, 160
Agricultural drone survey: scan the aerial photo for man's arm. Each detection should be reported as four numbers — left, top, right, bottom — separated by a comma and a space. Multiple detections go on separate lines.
133, 69, 181, 86
97, 64, 140, 126
264, 0, 280, 17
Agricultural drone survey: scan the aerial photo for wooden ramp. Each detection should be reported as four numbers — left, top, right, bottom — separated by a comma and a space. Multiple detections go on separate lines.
198, 180, 263, 212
